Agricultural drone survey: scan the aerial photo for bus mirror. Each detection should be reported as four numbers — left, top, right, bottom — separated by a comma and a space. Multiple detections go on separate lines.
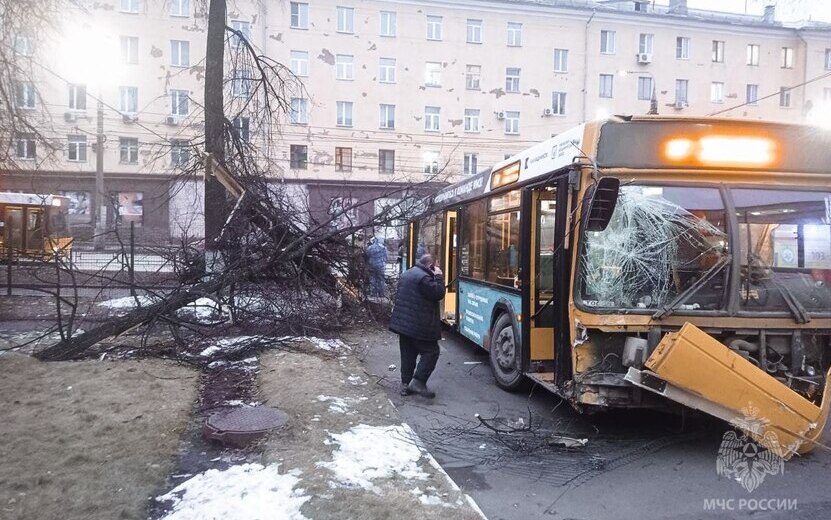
583, 177, 620, 232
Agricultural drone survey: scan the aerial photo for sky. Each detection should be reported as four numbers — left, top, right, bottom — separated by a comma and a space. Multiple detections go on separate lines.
654, 0, 831, 22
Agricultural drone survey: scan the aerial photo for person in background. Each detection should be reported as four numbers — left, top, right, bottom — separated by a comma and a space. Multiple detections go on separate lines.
388, 253, 446, 398
366, 236, 388, 298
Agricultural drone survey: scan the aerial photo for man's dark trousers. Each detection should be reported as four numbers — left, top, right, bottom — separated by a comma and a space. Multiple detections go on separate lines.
399, 335, 440, 384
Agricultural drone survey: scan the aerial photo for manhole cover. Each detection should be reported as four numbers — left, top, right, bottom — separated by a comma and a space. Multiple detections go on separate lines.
203, 406, 289, 448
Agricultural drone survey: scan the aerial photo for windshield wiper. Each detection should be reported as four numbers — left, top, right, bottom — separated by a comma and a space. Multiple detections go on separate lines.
652, 254, 731, 320
769, 276, 811, 324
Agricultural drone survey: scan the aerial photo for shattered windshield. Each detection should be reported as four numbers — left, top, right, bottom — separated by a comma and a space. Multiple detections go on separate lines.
579, 185, 728, 311
736, 189, 831, 314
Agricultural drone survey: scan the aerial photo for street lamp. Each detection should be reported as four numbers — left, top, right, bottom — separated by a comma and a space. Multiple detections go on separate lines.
619, 70, 659, 115
59, 26, 120, 251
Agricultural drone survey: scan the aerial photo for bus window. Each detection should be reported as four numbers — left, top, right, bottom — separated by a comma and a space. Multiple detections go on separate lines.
579, 185, 727, 311
417, 212, 442, 262
460, 198, 487, 279
27, 209, 44, 250
536, 188, 557, 308
735, 189, 831, 314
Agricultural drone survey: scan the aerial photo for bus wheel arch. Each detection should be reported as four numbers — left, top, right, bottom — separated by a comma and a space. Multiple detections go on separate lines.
488, 304, 524, 391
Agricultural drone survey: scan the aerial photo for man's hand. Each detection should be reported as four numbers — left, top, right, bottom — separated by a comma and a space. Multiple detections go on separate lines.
432, 265, 443, 277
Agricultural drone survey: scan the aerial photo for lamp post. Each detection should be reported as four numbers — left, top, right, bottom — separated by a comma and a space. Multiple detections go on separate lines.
620, 70, 659, 115
93, 97, 105, 251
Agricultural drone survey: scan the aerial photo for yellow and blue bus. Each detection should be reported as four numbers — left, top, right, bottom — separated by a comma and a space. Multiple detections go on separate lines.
407, 116, 831, 453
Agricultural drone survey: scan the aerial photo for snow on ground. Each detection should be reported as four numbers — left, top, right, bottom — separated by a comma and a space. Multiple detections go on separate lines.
176, 297, 229, 324
156, 463, 310, 520
96, 295, 158, 309
319, 424, 429, 491
199, 337, 264, 358
316, 395, 368, 414
302, 337, 350, 352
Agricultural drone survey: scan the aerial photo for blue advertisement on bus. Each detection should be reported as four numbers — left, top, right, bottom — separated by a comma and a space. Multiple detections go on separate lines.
458, 280, 522, 348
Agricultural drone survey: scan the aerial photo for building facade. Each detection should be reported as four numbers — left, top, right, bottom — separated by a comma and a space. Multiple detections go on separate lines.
4, 0, 831, 242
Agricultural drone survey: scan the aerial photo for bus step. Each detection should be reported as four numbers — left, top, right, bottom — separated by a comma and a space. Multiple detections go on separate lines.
527, 372, 558, 393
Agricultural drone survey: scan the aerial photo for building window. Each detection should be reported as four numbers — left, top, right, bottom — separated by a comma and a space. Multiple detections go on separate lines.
553, 49, 568, 73
426, 15, 442, 41
336, 54, 354, 80
781, 47, 794, 69
467, 19, 482, 44
232, 116, 250, 141
336, 6, 354, 33
68, 84, 86, 110
290, 145, 307, 169
551, 92, 566, 115
504, 111, 519, 134
120, 137, 139, 163
425, 62, 442, 86
600, 30, 615, 54
423, 151, 440, 174
15, 133, 35, 160
747, 44, 760, 66
120, 86, 138, 114
379, 104, 395, 129
290, 50, 309, 76
379, 58, 396, 83
290, 97, 309, 124
171, 40, 190, 67
110, 192, 143, 227
15, 82, 35, 109
779, 87, 791, 108
637, 76, 653, 100
120, 36, 138, 64
335, 147, 352, 172
291, 2, 309, 29
231, 69, 251, 97
464, 108, 480, 132
170, 89, 189, 115
712, 40, 724, 63
14, 35, 33, 56
328, 197, 357, 229
599, 74, 613, 98
464, 153, 478, 175
424, 106, 440, 131
639, 33, 654, 55
507, 22, 522, 47
336, 101, 353, 127
826, 48, 831, 71
676, 37, 690, 59
230, 20, 250, 48
379, 149, 395, 173
746, 84, 759, 104
380, 11, 396, 37
171, 139, 190, 166
710, 82, 724, 103
466, 65, 481, 90
170, 0, 189, 17
120, 0, 139, 14
675, 79, 689, 104
505, 67, 520, 93
67, 135, 87, 162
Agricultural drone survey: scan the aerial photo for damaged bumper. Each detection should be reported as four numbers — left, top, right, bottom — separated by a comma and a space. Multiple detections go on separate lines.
624, 323, 831, 460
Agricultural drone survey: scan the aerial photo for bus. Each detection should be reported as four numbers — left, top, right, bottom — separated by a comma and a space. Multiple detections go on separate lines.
0, 192, 73, 259
408, 116, 831, 457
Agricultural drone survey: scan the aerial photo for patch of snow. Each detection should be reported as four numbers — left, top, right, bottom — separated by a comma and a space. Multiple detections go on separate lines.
176, 297, 230, 324
222, 400, 259, 407
319, 424, 428, 491
316, 395, 367, 414
97, 295, 158, 309
199, 336, 263, 358
157, 463, 309, 520
410, 486, 450, 507
347, 375, 367, 386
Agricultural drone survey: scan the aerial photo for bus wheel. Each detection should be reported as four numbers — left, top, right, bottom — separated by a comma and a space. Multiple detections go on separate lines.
489, 313, 524, 391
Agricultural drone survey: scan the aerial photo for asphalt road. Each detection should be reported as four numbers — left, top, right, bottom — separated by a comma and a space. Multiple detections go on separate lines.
364, 328, 831, 520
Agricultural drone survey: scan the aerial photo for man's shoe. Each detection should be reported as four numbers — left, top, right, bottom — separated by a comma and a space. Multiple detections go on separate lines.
408, 378, 436, 398
399, 382, 411, 396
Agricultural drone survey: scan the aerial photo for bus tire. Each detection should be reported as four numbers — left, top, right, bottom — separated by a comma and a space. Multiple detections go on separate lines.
489, 312, 524, 391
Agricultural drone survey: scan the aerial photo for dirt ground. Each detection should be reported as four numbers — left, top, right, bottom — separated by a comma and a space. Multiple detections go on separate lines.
256, 343, 482, 520
0, 352, 198, 520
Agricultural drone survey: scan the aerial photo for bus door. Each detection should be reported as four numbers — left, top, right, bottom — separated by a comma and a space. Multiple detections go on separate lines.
25, 207, 44, 252
522, 180, 566, 380
4, 207, 24, 250
442, 210, 458, 324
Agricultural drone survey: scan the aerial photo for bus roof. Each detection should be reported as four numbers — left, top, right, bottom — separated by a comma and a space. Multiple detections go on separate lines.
430, 116, 831, 209
0, 192, 68, 206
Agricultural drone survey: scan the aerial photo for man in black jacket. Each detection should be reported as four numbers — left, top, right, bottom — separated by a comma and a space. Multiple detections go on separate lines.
388, 253, 446, 398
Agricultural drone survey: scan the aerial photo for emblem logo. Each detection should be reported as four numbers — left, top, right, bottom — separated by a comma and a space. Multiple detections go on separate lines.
716, 406, 785, 493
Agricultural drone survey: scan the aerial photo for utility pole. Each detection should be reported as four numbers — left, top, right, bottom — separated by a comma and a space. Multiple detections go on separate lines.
204, 0, 229, 257
93, 98, 105, 251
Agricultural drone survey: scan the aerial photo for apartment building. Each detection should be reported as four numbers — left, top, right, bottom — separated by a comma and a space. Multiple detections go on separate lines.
3, 0, 831, 242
